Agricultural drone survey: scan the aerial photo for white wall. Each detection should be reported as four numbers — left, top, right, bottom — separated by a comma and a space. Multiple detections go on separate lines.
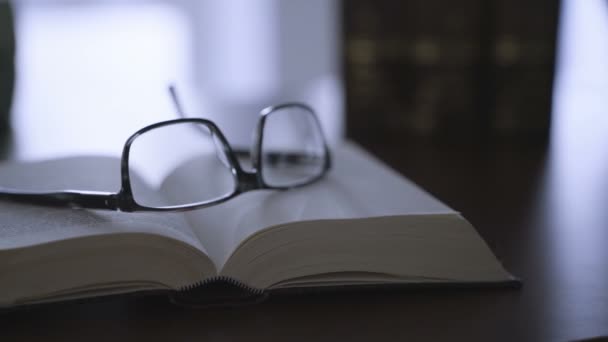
11, 0, 343, 159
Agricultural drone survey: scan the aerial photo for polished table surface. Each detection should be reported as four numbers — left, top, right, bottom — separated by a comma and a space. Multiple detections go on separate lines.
2, 135, 608, 342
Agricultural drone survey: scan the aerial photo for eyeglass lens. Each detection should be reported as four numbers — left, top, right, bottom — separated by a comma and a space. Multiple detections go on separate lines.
260, 106, 326, 187
127, 122, 236, 208
127, 106, 327, 208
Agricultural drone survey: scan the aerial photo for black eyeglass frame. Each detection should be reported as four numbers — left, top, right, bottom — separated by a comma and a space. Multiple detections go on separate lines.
0, 103, 331, 212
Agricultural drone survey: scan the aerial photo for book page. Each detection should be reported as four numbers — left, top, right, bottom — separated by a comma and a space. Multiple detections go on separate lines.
160, 142, 455, 270
0, 156, 204, 253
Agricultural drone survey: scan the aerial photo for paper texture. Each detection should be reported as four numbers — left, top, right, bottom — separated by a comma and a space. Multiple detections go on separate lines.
0, 156, 202, 251
161, 142, 455, 269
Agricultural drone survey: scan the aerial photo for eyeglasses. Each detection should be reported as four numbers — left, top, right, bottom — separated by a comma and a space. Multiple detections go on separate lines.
0, 90, 331, 212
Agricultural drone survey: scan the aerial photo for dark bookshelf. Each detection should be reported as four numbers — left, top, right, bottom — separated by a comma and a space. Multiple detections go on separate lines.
343, 0, 560, 148
0, 3, 15, 133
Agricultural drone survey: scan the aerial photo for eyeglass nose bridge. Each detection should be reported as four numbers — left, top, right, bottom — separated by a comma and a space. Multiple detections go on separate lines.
235, 170, 262, 193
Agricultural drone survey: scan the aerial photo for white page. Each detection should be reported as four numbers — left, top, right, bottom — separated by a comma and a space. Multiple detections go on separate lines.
160, 142, 455, 270
0, 156, 203, 252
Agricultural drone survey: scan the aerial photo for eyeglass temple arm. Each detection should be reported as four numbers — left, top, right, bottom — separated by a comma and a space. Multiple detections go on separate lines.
169, 84, 220, 139
168, 84, 189, 119
0, 188, 118, 210
168, 84, 249, 153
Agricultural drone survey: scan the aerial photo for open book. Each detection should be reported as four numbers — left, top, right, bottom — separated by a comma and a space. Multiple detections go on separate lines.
0, 142, 517, 308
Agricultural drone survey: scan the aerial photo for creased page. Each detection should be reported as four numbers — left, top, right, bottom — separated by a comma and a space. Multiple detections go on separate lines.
160, 142, 455, 270
0, 156, 203, 252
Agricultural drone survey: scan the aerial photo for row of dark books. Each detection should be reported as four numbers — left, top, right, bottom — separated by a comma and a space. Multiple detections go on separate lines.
344, 0, 560, 147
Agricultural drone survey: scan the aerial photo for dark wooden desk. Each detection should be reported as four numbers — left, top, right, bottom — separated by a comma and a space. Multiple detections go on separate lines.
2, 139, 608, 342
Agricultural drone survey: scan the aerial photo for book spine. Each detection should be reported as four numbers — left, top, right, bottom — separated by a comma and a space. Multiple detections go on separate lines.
343, 0, 559, 146
169, 276, 268, 309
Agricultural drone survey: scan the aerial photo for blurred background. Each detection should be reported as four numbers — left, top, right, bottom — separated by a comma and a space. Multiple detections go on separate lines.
0, 0, 606, 168
0, 0, 342, 159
